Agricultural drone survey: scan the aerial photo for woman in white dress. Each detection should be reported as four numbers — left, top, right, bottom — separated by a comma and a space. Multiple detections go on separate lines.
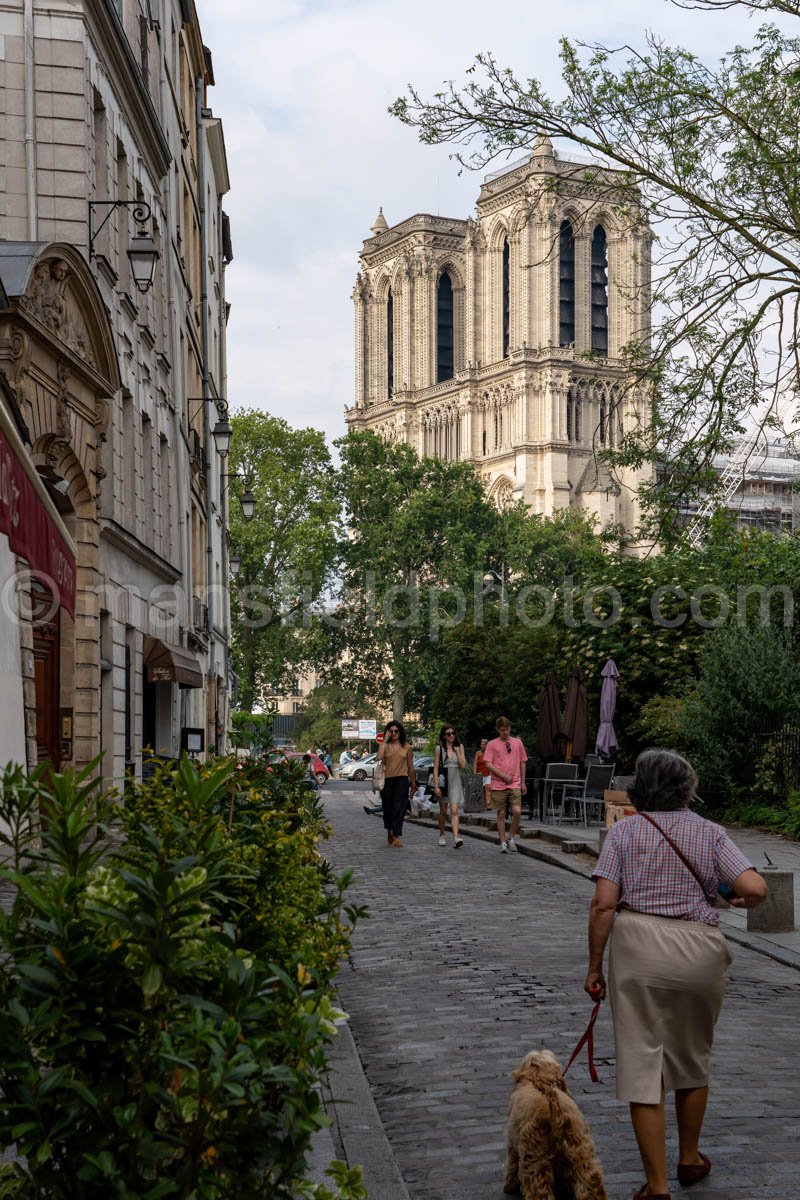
434, 725, 466, 848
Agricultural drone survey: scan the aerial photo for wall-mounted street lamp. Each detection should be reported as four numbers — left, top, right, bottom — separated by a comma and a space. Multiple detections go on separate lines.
239, 490, 256, 522
229, 552, 242, 578
220, 470, 256, 523
88, 200, 159, 293
186, 397, 232, 457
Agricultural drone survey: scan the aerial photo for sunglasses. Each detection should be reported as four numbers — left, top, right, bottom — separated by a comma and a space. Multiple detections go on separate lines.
388, 728, 400, 734
445, 730, 455, 736
505, 742, 512, 753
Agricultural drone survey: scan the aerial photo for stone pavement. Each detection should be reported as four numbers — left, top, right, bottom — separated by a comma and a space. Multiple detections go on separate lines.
322, 790, 800, 1200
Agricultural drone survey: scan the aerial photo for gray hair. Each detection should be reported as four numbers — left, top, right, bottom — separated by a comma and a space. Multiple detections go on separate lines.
628, 748, 698, 813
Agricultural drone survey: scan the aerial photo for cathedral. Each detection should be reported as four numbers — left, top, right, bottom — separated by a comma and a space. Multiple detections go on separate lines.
346, 136, 653, 532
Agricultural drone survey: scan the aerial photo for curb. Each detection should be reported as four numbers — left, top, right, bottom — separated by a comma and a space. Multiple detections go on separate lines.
319, 1018, 412, 1200
406, 815, 595, 880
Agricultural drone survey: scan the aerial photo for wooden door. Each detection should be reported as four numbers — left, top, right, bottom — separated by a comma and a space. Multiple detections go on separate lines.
32, 582, 60, 769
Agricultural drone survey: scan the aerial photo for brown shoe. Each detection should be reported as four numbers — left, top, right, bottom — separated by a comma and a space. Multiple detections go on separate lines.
633, 1188, 671, 1199
677, 1155, 711, 1187
387, 831, 394, 845
393, 837, 403, 847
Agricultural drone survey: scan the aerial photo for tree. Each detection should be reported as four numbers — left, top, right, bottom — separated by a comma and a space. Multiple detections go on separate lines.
429, 621, 558, 749
294, 683, 373, 753
391, 2, 800, 532
228, 411, 339, 712
328, 431, 499, 720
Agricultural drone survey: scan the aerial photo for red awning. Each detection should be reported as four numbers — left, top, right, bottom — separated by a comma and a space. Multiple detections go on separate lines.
0, 426, 76, 617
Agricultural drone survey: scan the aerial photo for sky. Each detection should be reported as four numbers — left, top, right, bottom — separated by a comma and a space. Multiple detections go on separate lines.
197, 0, 770, 450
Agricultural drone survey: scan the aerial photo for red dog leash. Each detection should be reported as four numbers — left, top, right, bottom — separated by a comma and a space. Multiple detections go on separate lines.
564, 993, 602, 1083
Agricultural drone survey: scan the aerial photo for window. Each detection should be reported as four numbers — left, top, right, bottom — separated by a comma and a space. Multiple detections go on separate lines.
387, 288, 394, 396
139, 15, 149, 87
591, 225, 609, 354
559, 221, 575, 347
566, 389, 573, 441
502, 239, 510, 358
436, 271, 454, 382
599, 399, 606, 446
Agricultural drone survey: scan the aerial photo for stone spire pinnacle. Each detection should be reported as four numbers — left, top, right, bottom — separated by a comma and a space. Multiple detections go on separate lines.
371, 207, 389, 235
531, 133, 554, 162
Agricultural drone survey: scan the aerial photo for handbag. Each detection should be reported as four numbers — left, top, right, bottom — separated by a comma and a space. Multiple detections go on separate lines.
639, 812, 735, 904
372, 759, 386, 793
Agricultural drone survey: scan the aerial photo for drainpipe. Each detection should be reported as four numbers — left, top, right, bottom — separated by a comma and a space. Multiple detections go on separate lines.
195, 74, 216, 749
24, 0, 38, 239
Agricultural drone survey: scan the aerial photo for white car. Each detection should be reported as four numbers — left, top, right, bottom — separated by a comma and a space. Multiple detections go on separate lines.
339, 753, 377, 781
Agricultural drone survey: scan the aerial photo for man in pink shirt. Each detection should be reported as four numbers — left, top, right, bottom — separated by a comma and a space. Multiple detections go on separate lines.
483, 716, 528, 852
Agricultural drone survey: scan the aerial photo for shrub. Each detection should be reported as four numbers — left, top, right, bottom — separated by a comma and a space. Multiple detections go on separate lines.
0, 757, 365, 1199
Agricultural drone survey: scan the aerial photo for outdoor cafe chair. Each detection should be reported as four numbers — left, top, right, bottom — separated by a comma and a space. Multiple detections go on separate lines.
541, 762, 579, 823
559, 763, 616, 826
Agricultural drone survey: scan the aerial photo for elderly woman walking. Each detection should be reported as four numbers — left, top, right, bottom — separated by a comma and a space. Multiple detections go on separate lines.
585, 749, 767, 1200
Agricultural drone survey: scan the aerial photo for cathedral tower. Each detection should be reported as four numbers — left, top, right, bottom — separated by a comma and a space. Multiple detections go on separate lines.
346, 139, 653, 532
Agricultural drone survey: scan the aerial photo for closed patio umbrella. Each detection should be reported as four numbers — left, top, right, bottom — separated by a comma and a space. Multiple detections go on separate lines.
562, 666, 590, 761
537, 672, 563, 760
596, 658, 619, 758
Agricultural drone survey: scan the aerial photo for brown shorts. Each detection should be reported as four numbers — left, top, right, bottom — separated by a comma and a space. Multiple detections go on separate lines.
490, 788, 522, 810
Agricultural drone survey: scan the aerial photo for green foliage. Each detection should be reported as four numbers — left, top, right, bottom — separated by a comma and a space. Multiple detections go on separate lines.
228, 410, 339, 711
229, 711, 275, 757
429, 621, 557, 748
294, 684, 373, 754
0, 757, 365, 1199
328, 430, 500, 718
680, 625, 800, 798
631, 696, 689, 754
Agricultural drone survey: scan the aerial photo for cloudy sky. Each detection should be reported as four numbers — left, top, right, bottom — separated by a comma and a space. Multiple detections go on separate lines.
198, 0, 767, 449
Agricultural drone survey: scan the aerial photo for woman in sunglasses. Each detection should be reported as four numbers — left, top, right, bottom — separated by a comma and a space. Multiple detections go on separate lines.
434, 725, 466, 848
376, 720, 415, 847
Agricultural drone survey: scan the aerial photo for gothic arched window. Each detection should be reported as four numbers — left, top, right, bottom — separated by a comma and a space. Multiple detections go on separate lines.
437, 271, 454, 382
566, 388, 573, 442
502, 239, 510, 358
387, 288, 394, 397
559, 221, 575, 347
599, 398, 606, 446
591, 225, 609, 354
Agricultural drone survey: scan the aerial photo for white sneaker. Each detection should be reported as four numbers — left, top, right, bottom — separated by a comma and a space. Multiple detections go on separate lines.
438, 835, 446, 846
454, 837, 463, 849
507, 838, 517, 852
500, 841, 508, 853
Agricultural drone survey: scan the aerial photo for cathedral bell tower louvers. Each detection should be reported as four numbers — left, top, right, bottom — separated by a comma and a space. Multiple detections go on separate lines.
346, 141, 653, 533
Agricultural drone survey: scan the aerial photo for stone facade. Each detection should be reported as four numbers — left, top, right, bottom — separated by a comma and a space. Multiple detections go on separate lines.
0, 0, 233, 780
347, 138, 653, 534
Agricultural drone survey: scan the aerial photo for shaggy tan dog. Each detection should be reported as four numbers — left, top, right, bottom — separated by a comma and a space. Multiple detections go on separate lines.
503, 1050, 607, 1200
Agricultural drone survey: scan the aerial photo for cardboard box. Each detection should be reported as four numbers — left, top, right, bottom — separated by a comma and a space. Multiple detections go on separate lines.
604, 789, 636, 827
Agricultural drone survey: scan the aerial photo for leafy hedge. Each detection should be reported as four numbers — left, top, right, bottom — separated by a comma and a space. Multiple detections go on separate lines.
0, 756, 366, 1200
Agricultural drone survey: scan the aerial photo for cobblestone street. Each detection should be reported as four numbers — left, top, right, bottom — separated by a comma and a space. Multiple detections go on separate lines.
324, 790, 800, 1200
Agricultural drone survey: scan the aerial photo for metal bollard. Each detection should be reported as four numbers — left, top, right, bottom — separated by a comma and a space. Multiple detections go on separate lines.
746, 869, 795, 934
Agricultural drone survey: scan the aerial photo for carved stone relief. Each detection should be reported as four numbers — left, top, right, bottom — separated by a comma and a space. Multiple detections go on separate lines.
21, 259, 97, 368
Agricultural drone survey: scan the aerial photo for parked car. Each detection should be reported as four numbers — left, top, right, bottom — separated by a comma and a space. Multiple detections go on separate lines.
413, 755, 434, 788
270, 751, 330, 786
339, 752, 377, 782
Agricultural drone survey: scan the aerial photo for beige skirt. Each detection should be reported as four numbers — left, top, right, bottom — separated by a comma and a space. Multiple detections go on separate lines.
608, 909, 733, 1104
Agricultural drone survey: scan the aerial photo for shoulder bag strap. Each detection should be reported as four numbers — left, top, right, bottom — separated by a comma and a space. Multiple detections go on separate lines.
638, 811, 708, 895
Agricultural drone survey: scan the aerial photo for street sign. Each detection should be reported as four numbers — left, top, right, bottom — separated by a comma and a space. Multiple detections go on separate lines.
358, 719, 377, 739
341, 717, 359, 739
376, 732, 384, 743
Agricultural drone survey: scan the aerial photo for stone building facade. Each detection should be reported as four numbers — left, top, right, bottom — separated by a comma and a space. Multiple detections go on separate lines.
347, 138, 653, 533
0, 0, 233, 780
